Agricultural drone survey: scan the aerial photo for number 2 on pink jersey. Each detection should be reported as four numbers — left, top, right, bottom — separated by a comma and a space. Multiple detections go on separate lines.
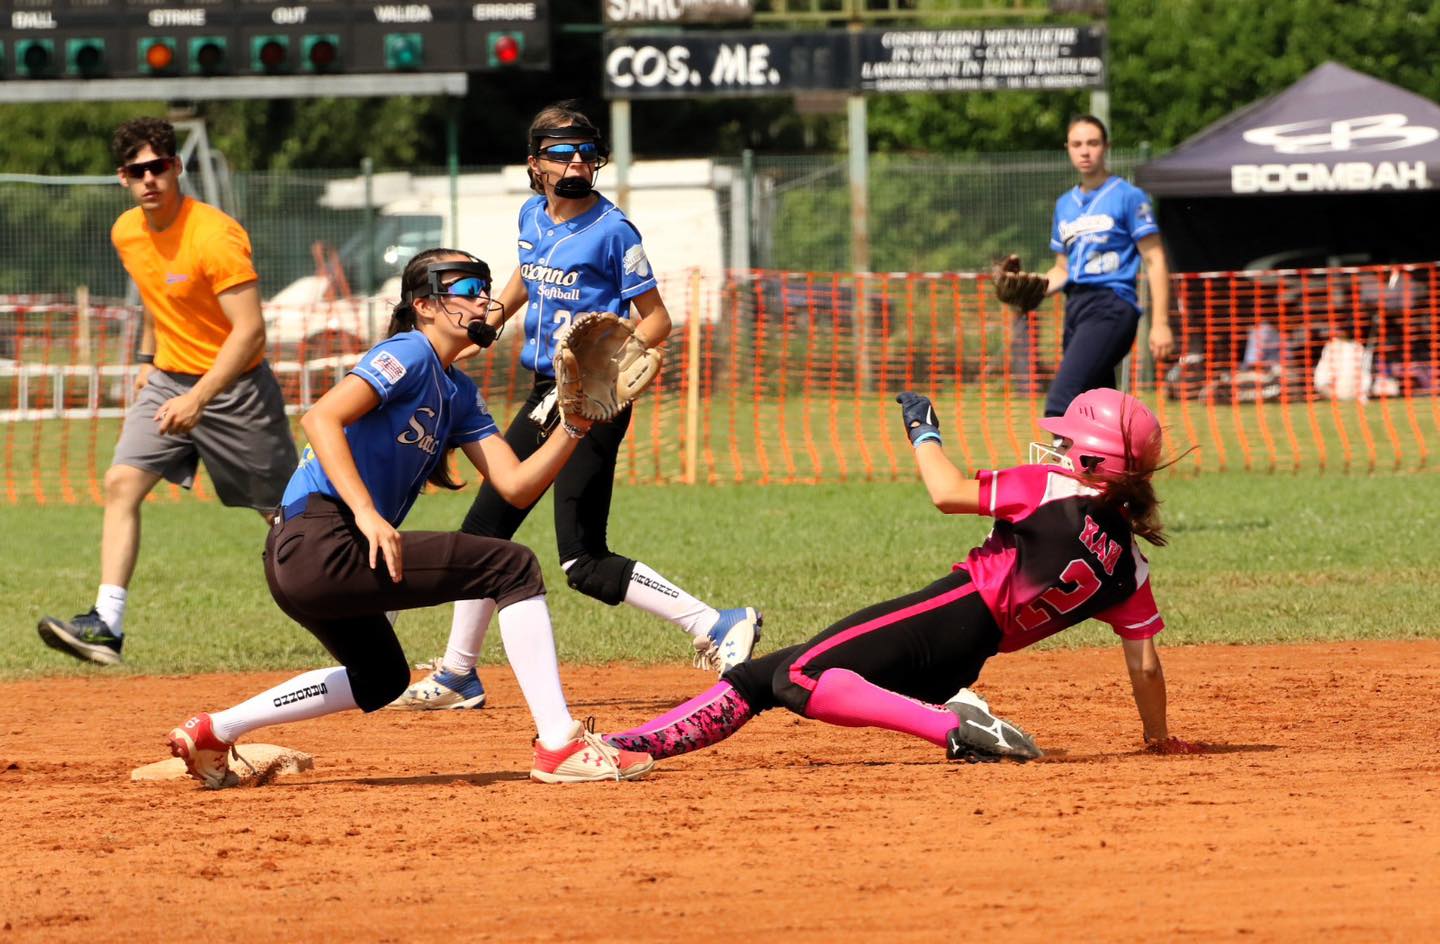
1015, 558, 1102, 632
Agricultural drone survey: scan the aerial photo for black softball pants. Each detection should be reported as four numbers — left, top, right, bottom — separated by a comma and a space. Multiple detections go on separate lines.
459, 378, 632, 564
722, 569, 1003, 717
264, 494, 546, 711
1044, 285, 1141, 417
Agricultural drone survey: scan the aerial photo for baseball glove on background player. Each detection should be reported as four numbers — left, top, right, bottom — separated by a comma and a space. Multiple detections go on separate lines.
991, 254, 1050, 312
554, 312, 664, 421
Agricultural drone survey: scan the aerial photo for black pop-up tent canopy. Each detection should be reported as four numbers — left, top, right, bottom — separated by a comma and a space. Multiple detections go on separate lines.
1135, 62, 1440, 272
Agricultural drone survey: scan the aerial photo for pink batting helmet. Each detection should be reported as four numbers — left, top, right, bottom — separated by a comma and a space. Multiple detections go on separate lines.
1039, 388, 1161, 476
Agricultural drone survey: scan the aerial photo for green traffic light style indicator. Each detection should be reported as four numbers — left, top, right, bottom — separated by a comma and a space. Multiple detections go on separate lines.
252, 35, 290, 74
190, 37, 228, 76
66, 38, 106, 78
384, 33, 423, 72
303, 35, 340, 73
16, 39, 57, 78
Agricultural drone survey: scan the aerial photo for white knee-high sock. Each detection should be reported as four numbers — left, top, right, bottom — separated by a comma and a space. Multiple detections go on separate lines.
618, 561, 718, 638
442, 598, 496, 674
497, 596, 574, 749
209, 667, 357, 744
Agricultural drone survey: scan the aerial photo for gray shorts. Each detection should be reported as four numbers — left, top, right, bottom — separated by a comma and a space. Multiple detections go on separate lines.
113, 362, 299, 510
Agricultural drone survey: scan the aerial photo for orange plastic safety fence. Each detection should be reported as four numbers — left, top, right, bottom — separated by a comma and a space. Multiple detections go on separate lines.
3, 261, 1437, 505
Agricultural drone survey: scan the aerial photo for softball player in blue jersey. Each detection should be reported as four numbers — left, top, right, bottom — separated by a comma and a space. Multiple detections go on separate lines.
1034, 115, 1175, 417
389, 101, 760, 711
165, 249, 653, 787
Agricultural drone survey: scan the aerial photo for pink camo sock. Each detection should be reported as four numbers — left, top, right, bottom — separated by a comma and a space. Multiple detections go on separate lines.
804, 668, 954, 748
606, 682, 752, 759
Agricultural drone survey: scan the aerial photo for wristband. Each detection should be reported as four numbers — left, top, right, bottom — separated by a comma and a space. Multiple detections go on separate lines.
911, 431, 942, 447
136, 353, 155, 365
562, 421, 586, 440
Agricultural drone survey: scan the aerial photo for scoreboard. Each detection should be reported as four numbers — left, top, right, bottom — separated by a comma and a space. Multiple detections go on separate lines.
0, 0, 550, 79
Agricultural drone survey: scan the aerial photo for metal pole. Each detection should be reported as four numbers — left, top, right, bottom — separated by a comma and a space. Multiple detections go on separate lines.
846, 95, 870, 273
847, 93, 871, 389
741, 148, 755, 269
446, 105, 460, 247
610, 99, 632, 214
361, 157, 375, 339
1089, 89, 1111, 137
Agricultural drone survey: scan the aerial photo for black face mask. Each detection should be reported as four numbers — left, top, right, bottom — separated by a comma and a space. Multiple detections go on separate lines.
466, 319, 499, 348
552, 175, 594, 200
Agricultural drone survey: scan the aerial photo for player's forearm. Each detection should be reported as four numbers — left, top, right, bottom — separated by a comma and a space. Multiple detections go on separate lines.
496, 270, 528, 325
1145, 263, 1171, 328
139, 309, 157, 358
914, 443, 980, 514
190, 322, 264, 403
499, 431, 580, 507
1043, 265, 1068, 296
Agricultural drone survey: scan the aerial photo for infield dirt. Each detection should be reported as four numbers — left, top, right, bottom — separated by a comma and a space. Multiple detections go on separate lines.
3, 640, 1438, 942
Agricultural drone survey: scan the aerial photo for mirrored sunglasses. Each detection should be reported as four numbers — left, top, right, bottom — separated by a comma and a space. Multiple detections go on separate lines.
121, 157, 176, 180
538, 142, 600, 163
439, 276, 491, 299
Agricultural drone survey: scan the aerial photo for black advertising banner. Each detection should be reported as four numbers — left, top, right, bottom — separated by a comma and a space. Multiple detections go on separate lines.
857, 26, 1105, 93
603, 25, 1106, 99
604, 31, 852, 98
603, 0, 753, 27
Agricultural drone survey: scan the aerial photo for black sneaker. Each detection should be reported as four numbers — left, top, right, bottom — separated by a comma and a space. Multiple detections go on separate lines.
944, 689, 1042, 762
37, 609, 124, 665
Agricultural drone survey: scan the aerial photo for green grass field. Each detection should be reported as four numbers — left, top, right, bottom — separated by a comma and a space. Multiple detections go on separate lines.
4, 470, 1437, 680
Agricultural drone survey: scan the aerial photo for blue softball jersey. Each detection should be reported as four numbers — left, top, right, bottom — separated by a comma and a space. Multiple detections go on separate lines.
283, 330, 498, 526
1049, 176, 1159, 308
515, 192, 657, 377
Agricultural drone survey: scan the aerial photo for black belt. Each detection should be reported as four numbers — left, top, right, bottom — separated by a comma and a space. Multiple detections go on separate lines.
281, 496, 309, 522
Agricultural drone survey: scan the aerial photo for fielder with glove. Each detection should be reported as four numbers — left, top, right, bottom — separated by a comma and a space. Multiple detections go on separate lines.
1017, 115, 1174, 419
389, 101, 761, 713
554, 311, 664, 424
603, 386, 1194, 767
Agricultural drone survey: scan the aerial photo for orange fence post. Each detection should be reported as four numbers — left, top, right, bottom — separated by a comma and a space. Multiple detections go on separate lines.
827, 273, 849, 482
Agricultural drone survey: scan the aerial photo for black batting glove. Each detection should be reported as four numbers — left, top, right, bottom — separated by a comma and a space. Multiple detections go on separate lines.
895, 391, 942, 447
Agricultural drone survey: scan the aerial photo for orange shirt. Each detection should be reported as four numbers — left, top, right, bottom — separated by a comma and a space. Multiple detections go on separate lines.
111, 197, 262, 375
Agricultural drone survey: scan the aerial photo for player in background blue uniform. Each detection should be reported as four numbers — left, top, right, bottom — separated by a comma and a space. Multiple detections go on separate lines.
165, 249, 654, 787
390, 102, 760, 711
1034, 115, 1175, 417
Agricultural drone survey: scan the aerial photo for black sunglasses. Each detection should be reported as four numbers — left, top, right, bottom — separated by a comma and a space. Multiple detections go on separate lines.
537, 142, 601, 164
121, 157, 176, 180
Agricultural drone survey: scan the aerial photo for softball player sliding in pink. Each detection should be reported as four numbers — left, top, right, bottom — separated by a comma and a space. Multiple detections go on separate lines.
606, 387, 1197, 763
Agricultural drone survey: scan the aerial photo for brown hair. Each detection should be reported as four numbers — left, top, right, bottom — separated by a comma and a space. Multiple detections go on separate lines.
386, 247, 481, 491
1067, 114, 1109, 144
526, 100, 598, 194
1079, 424, 1193, 547
112, 117, 178, 165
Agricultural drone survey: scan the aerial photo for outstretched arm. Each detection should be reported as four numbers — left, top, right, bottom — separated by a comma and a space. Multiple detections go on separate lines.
913, 443, 981, 515
459, 414, 593, 509
1122, 635, 1198, 754
894, 392, 980, 514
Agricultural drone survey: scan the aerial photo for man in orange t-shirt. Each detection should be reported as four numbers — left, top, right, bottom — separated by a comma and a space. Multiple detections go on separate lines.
37, 117, 297, 666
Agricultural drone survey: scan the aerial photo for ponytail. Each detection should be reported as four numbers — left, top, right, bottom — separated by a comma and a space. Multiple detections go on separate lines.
1082, 442, 1196, 547
387, 299, 418, 338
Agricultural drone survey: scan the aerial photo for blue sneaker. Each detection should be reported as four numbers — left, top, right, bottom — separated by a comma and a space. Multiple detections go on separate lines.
38, 609, 124, 665
386, 662, 487, 710
692, 607, 762, 676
